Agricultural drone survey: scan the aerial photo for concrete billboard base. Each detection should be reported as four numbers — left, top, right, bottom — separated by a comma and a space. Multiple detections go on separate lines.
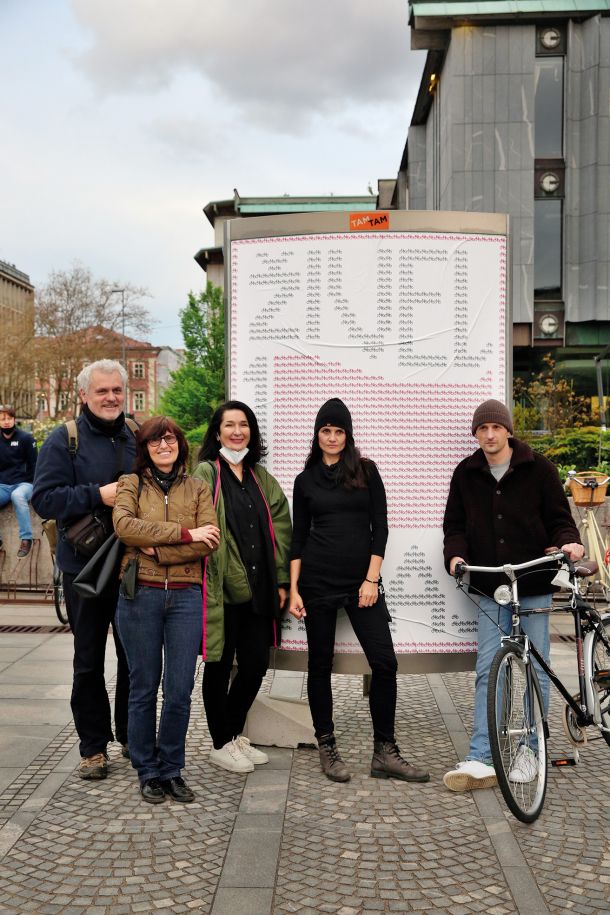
244, 693, 315, 749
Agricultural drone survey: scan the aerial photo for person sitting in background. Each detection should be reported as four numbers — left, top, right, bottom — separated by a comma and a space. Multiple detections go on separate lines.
0, 404, 37, 557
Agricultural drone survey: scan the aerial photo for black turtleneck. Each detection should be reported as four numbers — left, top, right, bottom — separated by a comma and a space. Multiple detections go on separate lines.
82, 403, 126, 437
290, 459, 388, 597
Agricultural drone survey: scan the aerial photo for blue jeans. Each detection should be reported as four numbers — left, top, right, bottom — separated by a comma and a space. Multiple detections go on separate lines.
116, 585, 202, 784
0, 482, 33, 540
467, 593, 551, 764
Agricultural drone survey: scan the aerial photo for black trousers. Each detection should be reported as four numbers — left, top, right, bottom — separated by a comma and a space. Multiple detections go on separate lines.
302, 592, 398, 743
63, 573, 129, 757
202, 602, 271, 749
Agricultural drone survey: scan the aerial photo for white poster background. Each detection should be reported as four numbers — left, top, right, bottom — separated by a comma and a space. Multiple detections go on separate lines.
228, 223, 508, 661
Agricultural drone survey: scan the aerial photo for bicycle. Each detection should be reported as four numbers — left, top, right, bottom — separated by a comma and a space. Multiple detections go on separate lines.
52, 562, 69, 626
41, 520, 69, 626
454, 551, 610, 823
566, 470, 610, 602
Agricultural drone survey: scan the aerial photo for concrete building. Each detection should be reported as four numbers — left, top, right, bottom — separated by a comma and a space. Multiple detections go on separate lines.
397, 0, 610, 392
195, 189, 380, 288
0, 260, 35, 417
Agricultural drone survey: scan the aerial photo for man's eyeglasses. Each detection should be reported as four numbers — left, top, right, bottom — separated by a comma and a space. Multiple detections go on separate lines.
148, 434, 178, 447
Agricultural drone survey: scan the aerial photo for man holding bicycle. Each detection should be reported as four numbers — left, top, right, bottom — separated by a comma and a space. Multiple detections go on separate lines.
442, 399, 583, 791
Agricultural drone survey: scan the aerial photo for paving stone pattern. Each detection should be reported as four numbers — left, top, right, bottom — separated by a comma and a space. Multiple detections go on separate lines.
1, 666, 609, 913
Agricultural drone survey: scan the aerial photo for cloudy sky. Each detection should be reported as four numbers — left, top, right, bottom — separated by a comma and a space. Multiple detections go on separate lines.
1, 0, 425, 348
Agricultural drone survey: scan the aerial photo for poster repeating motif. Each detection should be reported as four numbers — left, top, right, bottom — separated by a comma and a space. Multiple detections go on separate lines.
230, 231, 507, 654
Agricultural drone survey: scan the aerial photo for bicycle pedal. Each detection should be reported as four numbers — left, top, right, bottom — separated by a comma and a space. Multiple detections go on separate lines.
593, 669, 610, 689
550, 756, 577, 767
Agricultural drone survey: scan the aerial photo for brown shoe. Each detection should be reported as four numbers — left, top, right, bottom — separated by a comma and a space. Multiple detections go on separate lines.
78, 752, 108, 780
371, 741, 430, 783
318, 737, 351, 783
17, 539, 32, 558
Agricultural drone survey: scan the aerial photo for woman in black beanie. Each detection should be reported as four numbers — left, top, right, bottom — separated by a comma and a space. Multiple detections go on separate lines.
289, 399, 430, 784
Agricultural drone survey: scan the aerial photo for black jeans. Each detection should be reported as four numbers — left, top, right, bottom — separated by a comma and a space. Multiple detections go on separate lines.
202, 602, 270, 749
303, 592, 398, 743
63, 573, 129, 757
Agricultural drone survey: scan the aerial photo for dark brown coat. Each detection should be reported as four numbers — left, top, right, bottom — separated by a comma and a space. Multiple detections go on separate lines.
443, 438, 580, 597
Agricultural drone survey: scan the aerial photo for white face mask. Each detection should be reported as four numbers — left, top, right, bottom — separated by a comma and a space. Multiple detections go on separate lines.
219, 445, 249, 465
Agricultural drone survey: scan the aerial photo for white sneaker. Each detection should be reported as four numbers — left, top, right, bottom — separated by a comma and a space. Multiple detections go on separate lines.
443, 759, 497, 792
509, 745, 538, 783
235, 735, 269, 765
209, 740, 254, 774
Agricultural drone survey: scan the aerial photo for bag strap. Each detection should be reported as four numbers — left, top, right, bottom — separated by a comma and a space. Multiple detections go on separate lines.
64, 419, 78, 457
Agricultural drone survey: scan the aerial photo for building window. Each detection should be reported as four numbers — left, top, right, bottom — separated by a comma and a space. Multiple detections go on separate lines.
37, 395, 47, 413
133, 362, 145, 379
535, 57, 564, 159
59, 391, 70, 411
133, 391, 145, 412
534, 198, 562, 299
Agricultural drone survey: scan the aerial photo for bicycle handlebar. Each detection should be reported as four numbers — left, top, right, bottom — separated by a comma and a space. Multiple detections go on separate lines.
454, 550, 566, 579
565, 470, 610, 488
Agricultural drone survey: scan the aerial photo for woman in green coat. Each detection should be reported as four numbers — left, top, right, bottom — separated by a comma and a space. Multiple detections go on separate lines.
193, 401, 291, 774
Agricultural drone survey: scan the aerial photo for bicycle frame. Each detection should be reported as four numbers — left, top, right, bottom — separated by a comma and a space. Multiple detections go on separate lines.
461, 552, 610, 733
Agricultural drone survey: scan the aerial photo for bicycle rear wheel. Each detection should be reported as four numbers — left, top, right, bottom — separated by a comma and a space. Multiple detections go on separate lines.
591, 616, 610, 748
488, 644, 547, 823
53, 566, 69, 626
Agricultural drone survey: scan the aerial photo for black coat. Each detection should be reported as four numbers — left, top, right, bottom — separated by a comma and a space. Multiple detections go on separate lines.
32, 413, 136, 574
443, 438, 580, 598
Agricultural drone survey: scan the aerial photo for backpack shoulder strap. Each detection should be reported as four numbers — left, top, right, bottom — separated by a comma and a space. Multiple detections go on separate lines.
64, 419, 78, 457
125, 418, 139, 436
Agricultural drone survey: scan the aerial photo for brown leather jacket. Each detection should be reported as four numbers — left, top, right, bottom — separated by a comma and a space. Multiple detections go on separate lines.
113, 470, 218, 587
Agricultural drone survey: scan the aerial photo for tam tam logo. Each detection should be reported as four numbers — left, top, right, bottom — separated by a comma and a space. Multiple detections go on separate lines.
349, 211, 390, 231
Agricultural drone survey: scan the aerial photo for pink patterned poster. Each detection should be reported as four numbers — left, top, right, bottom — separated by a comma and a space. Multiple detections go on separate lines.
228, 222, 508, 657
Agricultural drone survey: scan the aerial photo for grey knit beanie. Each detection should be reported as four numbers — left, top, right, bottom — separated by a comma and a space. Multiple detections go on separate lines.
471, 399, 513, 435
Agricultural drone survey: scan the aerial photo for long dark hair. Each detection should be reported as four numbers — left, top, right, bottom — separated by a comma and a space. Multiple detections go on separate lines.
304, 429, 369, 489
198, 401, 267, 467
134, 416, 188, 474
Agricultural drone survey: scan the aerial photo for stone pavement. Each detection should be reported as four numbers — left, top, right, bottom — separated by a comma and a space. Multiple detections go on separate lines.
0, 600, 609, 915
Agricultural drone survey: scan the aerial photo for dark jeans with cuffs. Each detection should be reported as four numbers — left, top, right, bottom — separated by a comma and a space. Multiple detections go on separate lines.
202, 601, 271, 750
63, 573, 129, 757
302, 591, 398, 744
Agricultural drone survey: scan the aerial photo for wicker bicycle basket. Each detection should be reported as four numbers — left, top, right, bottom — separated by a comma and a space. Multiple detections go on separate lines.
568, 471, 609, 506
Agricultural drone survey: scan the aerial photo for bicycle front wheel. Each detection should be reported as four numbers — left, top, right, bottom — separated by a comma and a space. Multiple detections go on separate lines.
53, 566, 69, 626
487, 644, 547, 823
591, 616, 610, 748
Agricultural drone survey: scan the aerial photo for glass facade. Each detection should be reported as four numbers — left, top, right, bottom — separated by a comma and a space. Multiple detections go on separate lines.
535, 57, 564, 158
534, 199, 562, 298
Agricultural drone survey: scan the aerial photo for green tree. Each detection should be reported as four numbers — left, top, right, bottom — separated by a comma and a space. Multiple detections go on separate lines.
513, 353, 590, 433
159, 282, 225, 436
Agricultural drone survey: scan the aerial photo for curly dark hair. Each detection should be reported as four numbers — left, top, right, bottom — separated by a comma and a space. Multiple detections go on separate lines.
304, 428, 369, 489
198, 401, 267, 467
134, 416, 188, 474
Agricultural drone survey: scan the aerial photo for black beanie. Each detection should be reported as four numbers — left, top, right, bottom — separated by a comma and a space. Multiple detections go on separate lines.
471, 399, 513, 435
314, 398, 353, 435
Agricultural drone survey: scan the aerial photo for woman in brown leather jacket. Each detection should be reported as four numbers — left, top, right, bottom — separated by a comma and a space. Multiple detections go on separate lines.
113, 416, 219, 805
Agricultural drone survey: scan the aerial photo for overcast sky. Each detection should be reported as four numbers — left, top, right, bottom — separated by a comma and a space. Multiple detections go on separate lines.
1, 0, 425, 348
